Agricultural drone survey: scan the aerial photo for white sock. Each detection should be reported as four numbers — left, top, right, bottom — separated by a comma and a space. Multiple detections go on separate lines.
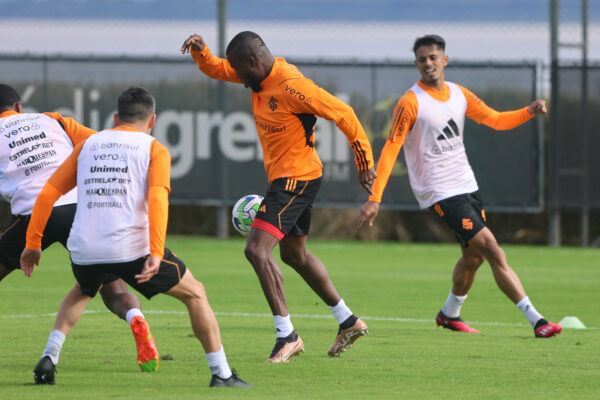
273, 314, 294, 338
205, 346, 232, 379
441, 290, 467, 318
328, 299, 353, 324
42, 330, 66, 365
516, 296, 543, 327
125, 308, 144, 324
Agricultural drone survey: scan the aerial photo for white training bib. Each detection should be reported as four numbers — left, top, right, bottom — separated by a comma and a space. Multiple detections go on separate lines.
403, 82, 478, 208
68, 129, 154, 264
0, 113, 77, 215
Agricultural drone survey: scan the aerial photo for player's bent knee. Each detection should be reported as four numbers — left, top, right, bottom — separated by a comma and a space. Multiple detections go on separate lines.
485, 246, 508, 268
167, 270, 208, 303
190, 279, 207, 300
244, 244, 269, 265
465, 254, 485, 269
280, 249, 305, 267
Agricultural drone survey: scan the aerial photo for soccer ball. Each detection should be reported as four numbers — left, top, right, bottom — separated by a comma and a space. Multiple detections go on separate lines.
231, 194, 263, 236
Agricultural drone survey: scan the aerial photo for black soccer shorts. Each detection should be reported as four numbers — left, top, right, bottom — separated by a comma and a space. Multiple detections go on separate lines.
252, 177, 322, 240
429, 191, 487, 248
1, 204, 78, 270
71, 248, 187, 299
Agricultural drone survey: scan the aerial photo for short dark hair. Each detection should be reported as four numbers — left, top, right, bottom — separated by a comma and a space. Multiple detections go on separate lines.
0, 84, 21, 112
117, 87, 155, 123
412, 34, 446, 54
226, 31, 266, 56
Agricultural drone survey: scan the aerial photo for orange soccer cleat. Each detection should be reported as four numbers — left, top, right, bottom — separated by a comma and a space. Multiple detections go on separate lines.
131, 315, 159, 371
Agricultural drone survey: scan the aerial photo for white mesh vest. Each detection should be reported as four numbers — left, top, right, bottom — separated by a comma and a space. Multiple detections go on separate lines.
0, 113, 78, 215
68, 129, 154, 264
404, 82, 478, 208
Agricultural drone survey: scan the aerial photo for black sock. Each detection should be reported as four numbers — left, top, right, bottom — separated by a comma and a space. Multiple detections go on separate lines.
340, 315, 358, 330
284, 331, 298, 342
534, 318, 548, 329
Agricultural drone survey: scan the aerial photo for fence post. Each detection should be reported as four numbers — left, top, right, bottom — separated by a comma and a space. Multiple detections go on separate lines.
216, 0, 230, 239
548, 0, 561, 246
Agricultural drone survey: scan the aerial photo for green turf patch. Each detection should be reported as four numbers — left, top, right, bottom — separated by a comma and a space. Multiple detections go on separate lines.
1, 237, 598, 399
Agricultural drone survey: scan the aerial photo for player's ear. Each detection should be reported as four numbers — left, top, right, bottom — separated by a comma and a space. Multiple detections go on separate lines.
148, 113, 156, 131
248, 54, 257, 68
14, 101, 23, 113
443, 54, 449, 67
113, 112, 120, 127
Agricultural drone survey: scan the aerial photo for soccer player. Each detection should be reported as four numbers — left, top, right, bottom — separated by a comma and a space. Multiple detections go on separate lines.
359, 35, 561, 338
21, 87, 252, 387
0, 83, 159, 384
181, 32, 376, 361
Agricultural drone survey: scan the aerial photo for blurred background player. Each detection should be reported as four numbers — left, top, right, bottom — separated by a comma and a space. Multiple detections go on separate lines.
359, 35, 561, 338
21, 86, 252, 387
181, 31, 376, 361
0, 83, 158, 383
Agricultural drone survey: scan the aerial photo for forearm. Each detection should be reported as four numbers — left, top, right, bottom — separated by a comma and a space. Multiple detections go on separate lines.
369, 140, 403, 202
148, 185, 168, 259
190, 47, 241, 84
315, 90, 374, 171
481, 107, 534, 131
348, 129, 374, 172
26, 184, 64, 249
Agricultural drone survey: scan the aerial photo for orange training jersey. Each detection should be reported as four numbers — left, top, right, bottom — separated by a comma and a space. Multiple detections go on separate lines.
369, 81, 534, 207
191, 46, 374, 182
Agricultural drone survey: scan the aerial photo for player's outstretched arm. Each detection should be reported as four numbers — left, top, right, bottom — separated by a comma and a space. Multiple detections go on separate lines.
20, 249, 42, 277
180, 33, 206, 54
527, 99, 547, 116
358, 200, 380, 229
181, 33, 241, 84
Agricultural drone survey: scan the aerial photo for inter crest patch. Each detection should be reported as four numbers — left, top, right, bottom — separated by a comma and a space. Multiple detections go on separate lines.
269, 96, 278, 111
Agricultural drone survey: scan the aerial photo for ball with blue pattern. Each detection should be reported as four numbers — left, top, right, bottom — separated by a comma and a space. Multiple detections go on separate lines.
231, 194, 264, 236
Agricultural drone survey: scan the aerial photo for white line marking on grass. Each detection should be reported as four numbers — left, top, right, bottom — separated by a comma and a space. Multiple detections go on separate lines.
1, 309, 597, 330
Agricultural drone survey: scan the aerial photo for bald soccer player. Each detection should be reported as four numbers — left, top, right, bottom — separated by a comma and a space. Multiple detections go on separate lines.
182, 31, 376, 362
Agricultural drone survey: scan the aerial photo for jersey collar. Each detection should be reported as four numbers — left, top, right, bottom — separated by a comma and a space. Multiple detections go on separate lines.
260, 58, 283, 90
109, 125, 147, 133
0, 110, 19, 118
417, 81, 450, 102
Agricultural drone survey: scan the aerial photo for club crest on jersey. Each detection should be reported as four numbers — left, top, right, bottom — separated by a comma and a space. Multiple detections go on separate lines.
269, 96, 278, 111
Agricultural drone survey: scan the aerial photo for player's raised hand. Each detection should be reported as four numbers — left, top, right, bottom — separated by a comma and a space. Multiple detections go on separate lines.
358, 168, 377, 195
136, 255, 161, 284
527, 99, 547, 115
181, 34, 207, 54
358, 200, 380, 229
20, 248, 42, 277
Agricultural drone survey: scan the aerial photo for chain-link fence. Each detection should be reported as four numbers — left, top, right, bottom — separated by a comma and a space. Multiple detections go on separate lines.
1, 0, 599, 244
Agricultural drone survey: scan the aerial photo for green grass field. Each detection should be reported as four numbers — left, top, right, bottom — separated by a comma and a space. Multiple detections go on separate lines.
0, 236, 598, 399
